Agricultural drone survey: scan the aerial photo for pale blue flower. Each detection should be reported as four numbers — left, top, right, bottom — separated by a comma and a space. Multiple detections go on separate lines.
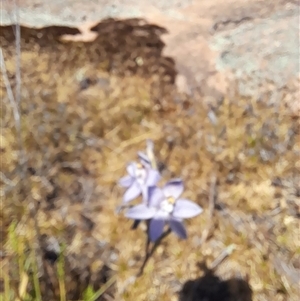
119, 160, 160, 204
125, 179, 203, 241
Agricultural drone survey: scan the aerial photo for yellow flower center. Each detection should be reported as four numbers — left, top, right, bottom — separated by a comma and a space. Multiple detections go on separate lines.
135, 163, 146, 182
136, 163, 143, 169
167, 196, 176, 205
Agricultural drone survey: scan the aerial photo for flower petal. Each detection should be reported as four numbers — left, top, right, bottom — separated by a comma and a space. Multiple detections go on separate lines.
149, 218, 165, 242
138, 151, 151, 166
126, 163, 136, 176
141, 185, 150, 203
125, 204, 156, 220
169, 219, 187, 239
123, 181, 141, 203
148, 186, 164, 207
118, 175, 134, 187
173, 199, 203, 219
154, 208, 170, 220
163, 179, 184, 199
146, 169, 161, 186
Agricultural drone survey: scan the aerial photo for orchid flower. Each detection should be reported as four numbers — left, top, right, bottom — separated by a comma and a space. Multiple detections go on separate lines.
118, 157, 160, 204
125, 179, 203, 241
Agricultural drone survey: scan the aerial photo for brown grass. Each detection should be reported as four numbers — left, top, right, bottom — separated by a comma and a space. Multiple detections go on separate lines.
1, 22, 299, 301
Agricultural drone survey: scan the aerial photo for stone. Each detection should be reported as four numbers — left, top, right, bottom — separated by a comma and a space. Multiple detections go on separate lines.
1, 0, 299, 114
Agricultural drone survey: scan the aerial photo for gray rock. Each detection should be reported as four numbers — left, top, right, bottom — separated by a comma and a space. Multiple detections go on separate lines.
212, 7, 299, 97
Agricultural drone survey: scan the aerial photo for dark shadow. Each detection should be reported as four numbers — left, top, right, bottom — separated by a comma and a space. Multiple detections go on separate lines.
178, 263, 253, 301
1, 18, 176, 85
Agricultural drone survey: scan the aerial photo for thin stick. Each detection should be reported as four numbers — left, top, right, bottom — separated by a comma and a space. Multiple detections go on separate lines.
1, 5, 54, 295
0, 48, 26, 171
201, 174, 217, 244
0, 49, 19, 127
210, 244, 236, 270
0, 171, 15, 186
14, 0, 22, 104
146, 139, 157, 170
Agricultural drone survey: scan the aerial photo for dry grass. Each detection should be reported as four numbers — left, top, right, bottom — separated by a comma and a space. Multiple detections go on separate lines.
1, 21, 299, 301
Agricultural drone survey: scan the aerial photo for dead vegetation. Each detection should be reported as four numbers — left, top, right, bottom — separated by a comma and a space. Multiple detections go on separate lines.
0, 19, 299, 301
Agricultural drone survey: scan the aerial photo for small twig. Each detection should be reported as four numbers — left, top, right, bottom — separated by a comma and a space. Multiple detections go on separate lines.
164, 137, 175, 170
201, 174, 217, 244
0, 171, 15, 186
0, 48, 20, 128
2, 4, 54, 295
14, 0, 21, 105
271, 254, 300, 287
210, 244, 236, 270
0, 48, 26, 174
146, 139, 157, 169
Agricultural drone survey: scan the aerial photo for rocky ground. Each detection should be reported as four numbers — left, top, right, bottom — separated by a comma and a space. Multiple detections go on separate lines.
1, 1, 299, 301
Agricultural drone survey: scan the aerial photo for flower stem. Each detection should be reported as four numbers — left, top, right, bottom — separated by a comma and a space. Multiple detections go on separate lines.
137, 228, 172, 277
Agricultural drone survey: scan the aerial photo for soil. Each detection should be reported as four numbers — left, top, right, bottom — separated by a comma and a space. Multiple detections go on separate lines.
1, 1, 299, 301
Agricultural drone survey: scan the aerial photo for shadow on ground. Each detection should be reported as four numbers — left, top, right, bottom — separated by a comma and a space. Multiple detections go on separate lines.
179, 263, 252, 301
